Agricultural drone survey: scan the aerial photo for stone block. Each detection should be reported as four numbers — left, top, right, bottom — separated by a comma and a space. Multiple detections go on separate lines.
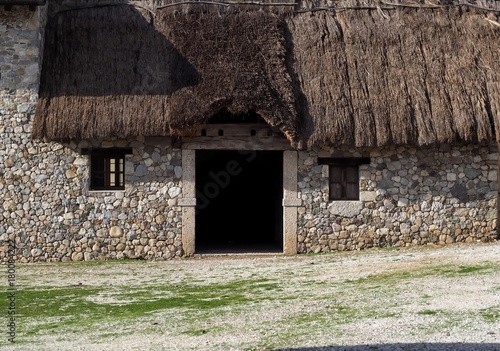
71, 252, 83, 261
447, 173, 457, 181
328, 201, 363, 217
487, 170, 497, 181
109, 226, 123, 238
4, 157, 15, 167
360, 191, 377, 202
168, 187, 182, 199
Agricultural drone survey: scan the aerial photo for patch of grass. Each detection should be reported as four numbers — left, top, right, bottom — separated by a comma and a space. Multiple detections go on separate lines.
344, 270, 412, 286
417, 309, 440, 316
456, 265, 491, 274
343, 263, 499, 288
429, 263, 498, 277
1, 277, 285, 341
479, 307, 500, 323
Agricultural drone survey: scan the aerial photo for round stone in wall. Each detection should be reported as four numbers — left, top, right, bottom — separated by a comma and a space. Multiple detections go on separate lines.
109, 226, 123, 238
71, 252, 84, 261
5, 157, 14, 168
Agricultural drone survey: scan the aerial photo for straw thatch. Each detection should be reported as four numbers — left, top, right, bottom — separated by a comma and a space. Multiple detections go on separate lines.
33, 0, 500, 148
0, 1, 45, 5
291, 1, 500, 148
34, 3, 298, 140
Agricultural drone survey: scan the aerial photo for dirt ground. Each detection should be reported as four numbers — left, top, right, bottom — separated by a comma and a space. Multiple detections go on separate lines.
2, 241, 500, 351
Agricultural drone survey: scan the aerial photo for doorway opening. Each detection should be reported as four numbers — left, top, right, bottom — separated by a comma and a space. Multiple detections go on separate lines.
195, 150, 283, 254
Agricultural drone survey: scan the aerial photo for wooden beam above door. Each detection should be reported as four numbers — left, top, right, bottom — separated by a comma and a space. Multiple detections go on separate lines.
180, 124, 293, 150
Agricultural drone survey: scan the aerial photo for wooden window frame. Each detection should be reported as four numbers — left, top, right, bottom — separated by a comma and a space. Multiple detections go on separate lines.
318, 157, 370, 201
82, 148, 132, 191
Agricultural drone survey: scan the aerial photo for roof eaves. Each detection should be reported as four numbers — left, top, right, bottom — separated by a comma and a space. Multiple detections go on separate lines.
0, 0, 46, 5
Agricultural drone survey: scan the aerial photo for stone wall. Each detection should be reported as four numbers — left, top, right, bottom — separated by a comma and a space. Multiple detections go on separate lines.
0, 7, 42, 90
297, 144, 498, 253
0, 131, 184, 262
1, 6, 184, 262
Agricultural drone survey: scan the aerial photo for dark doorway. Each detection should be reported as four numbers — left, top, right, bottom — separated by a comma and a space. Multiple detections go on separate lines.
195, 150, 283, 253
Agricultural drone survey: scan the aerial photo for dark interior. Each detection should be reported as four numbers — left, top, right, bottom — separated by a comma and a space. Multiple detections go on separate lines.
208, 108, 267, 124
195, 150, 283, 253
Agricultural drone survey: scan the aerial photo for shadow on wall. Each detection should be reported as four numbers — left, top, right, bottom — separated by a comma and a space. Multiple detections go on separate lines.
274, 344, 500, 351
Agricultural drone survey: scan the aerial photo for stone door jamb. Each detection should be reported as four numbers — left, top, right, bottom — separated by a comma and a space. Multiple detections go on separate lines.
179, 149, 299, 255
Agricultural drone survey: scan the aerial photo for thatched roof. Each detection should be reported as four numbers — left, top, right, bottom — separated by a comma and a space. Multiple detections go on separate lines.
33, 0, 500, 149
0, 0, 45, 5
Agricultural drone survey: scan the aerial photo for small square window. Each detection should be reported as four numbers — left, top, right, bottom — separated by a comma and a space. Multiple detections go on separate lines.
83, 148, 132, 191
328, 165, 359, 200
319, 157, 370, 201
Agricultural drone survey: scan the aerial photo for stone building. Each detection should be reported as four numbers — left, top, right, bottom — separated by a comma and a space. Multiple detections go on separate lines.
1, 0, 499, 262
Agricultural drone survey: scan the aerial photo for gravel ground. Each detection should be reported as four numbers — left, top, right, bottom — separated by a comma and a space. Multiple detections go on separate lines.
2, 241, 500, 351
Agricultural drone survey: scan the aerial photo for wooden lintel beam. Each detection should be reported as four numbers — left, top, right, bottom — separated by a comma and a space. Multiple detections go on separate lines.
181, 136, 293, 151
194, 124, 281, 138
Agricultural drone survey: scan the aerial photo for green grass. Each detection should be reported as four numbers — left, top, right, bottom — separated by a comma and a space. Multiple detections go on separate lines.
343, 263, 498, 287
479, 307, 500, 323
456, 265, 492, 274
2, 256, 499, 349
2, 277, 285, 340
417, 309, 440, 316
